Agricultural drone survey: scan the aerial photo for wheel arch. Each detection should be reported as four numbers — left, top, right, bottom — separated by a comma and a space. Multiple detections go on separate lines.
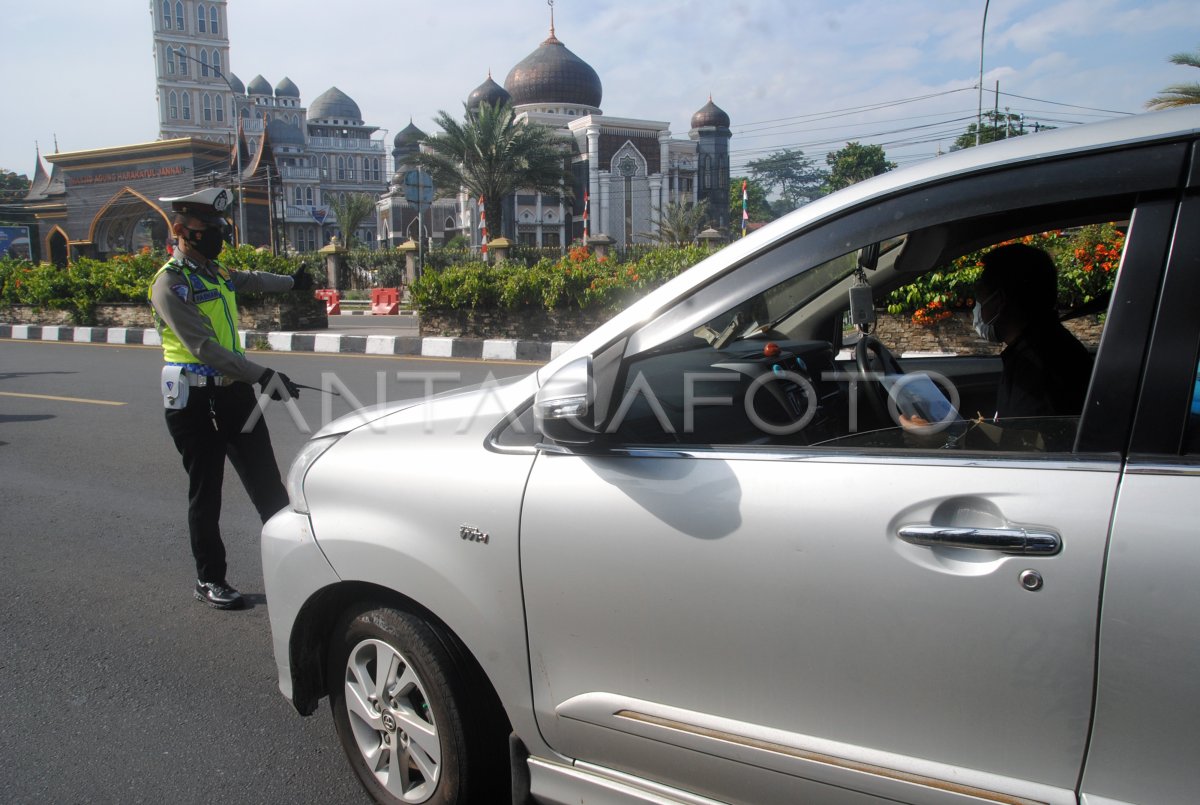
288, 579, 512, 739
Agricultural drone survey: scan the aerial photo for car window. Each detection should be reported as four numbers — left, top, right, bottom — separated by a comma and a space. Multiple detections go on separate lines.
1185, 361, 1200, 454
601, 217, 1127, 455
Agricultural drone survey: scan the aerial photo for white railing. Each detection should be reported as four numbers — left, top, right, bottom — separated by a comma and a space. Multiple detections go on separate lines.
279, 166, 319, 180
308, 136, 383, 152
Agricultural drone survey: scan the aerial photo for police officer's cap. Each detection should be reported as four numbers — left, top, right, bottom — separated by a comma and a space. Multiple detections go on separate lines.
160, 187, 233, 224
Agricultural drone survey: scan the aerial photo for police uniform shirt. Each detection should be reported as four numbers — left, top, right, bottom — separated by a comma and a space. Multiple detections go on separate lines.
149, 253, 295, 383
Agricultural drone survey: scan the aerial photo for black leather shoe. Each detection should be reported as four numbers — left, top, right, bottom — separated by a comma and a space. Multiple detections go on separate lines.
194, 580, 245, 609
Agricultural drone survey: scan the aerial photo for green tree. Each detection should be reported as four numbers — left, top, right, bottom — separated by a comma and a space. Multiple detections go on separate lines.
824, 142, 896, 192
327, 192, 377, 248
729, 177, 774, 229
1147, 45, 1200, 109
0, 168, 31, 203
953, 110, 1030, 149
411, 101, 572, 244
745, 149, 827, 210
645, 199, 711, 245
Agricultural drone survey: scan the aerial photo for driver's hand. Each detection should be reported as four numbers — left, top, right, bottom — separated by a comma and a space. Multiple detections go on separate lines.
898, 414, 930, 431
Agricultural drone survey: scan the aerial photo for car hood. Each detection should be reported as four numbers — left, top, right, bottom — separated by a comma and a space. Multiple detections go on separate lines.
311, 373, 535, 440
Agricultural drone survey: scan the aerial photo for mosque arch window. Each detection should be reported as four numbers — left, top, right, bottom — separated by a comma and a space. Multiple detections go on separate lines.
209, 6, 219, 35
373, 158, 382, 182
162, 1, 172, 29
168, 92, 178, 120
212, 50, 221, 77
177, 49, 188, 76
181, 92, 191, 121
202, 93, 212, 122
294, 187, 303, 206
200, 50, 209, 77
256, 110, 264, 120
292, 114, 299, 126
214, 93, 224, 122
197, 4, 207, 33
175, 2, 185, 32
337, 157, 346, 181
165, 46, 175, 75
321, 156, 329, 179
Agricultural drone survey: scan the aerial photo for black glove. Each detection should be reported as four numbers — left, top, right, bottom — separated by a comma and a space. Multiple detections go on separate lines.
258, 368, 300, 401
291, 270, 314, 291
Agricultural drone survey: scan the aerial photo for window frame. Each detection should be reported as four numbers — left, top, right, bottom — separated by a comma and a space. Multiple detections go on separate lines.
210, 6, 219, 34
197, 3, 207, 33
595, 143, 1190, 458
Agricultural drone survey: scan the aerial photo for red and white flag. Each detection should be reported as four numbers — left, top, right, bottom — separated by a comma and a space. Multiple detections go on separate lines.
582, 190, 589, 240
478, 195, 488, 254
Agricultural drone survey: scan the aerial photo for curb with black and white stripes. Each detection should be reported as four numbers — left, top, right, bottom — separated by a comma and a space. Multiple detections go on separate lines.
0, 323, 573, 363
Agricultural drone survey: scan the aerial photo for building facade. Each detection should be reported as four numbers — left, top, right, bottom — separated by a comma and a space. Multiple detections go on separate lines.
447, 19, 731, 250
149, 0, 387, 252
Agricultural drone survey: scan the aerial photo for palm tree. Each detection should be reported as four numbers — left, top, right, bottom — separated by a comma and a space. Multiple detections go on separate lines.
644, 199, 711, 245
1147, 46, 1200, 109
328, 192, 377, 248
410, 102, 572, 246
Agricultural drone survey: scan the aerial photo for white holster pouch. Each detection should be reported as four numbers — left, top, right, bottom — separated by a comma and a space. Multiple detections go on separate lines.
161, 365, 189, 409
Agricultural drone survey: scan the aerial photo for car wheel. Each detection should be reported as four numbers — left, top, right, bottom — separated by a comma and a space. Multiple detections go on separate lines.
328, 606, 503, 804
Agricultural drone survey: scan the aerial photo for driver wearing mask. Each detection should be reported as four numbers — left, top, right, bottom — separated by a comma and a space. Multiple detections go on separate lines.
973, 242, 1093, 420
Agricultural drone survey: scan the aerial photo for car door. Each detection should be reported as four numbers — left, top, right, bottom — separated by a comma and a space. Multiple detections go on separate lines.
520, 151, 1185, 803
1081, 189, 1200, 805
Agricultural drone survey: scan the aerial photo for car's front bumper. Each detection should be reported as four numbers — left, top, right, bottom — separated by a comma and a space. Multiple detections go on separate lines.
261, 508, 340, 706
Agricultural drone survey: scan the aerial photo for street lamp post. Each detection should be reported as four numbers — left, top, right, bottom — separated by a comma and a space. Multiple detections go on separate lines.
173, 48, 246, 243
976, 0, 991, 147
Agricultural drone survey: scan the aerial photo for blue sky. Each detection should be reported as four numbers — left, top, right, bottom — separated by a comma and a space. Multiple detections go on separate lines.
2, 0, 1196, 183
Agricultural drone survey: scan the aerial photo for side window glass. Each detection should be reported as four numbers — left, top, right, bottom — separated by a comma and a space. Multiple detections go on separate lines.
1185, 360, 1200, 454
604, 223, 1123, 454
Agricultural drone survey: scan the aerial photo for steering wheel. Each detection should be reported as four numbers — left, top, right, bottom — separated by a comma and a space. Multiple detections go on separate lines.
854, 335, 904, 423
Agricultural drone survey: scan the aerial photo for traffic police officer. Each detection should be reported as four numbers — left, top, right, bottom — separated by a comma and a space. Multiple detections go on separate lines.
149, 187, 312, 609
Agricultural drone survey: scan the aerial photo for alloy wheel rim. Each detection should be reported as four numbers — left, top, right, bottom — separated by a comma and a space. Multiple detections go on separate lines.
344, 638, 440, 802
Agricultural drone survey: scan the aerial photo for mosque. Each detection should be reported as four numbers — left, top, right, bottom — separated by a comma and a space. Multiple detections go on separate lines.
381, 13, 732, 251
10, 2, 728, 263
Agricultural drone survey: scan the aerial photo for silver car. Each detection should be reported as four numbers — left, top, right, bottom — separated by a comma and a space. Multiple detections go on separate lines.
263, 107, 1200, 805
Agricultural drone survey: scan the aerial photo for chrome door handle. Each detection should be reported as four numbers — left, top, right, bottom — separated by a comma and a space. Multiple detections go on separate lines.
897, 525, 1062, 555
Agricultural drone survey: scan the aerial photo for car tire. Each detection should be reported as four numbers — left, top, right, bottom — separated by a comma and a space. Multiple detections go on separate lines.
328, 605, 505, 804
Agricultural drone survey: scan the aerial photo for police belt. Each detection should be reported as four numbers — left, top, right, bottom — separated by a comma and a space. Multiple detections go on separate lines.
185, 373, 236, 388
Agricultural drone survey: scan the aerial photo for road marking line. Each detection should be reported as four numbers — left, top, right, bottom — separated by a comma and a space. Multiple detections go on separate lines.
0, 391, 127, 407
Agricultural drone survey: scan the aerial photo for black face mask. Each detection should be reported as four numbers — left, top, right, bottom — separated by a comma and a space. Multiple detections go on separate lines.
185, 225, 227, 260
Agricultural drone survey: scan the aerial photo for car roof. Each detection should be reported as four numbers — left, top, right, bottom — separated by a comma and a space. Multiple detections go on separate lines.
541, 107, 1200, 381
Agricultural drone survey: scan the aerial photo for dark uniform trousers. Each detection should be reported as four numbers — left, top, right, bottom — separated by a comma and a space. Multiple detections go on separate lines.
164, 380, 289, 584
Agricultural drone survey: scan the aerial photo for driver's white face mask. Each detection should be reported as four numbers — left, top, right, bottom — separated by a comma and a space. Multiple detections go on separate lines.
972, 291, 1002, 343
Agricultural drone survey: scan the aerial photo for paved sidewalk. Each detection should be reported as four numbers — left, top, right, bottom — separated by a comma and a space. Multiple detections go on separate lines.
0, 320, 572, 363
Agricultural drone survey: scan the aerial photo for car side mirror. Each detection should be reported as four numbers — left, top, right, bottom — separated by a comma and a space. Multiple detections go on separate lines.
534, 356, 598, 447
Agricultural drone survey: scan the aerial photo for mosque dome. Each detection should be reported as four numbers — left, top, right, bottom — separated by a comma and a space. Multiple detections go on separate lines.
467, 72, 512, 113
503, 28, 602, 109
274, 77, 300, 98
691, 97, 730, 129
393, 121, 426, 150
308, 87, 363, 123
225, 72, 246, 94
246, 74, 272, 96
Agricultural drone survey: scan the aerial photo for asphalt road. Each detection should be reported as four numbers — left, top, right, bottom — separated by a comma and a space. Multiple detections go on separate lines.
0, 339, 539, 804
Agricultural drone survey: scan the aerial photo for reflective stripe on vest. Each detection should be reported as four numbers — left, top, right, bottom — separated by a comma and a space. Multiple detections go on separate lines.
149, 260, 243, 364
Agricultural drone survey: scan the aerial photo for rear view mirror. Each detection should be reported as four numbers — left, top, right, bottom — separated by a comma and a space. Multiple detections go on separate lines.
534, 357, 597, 446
